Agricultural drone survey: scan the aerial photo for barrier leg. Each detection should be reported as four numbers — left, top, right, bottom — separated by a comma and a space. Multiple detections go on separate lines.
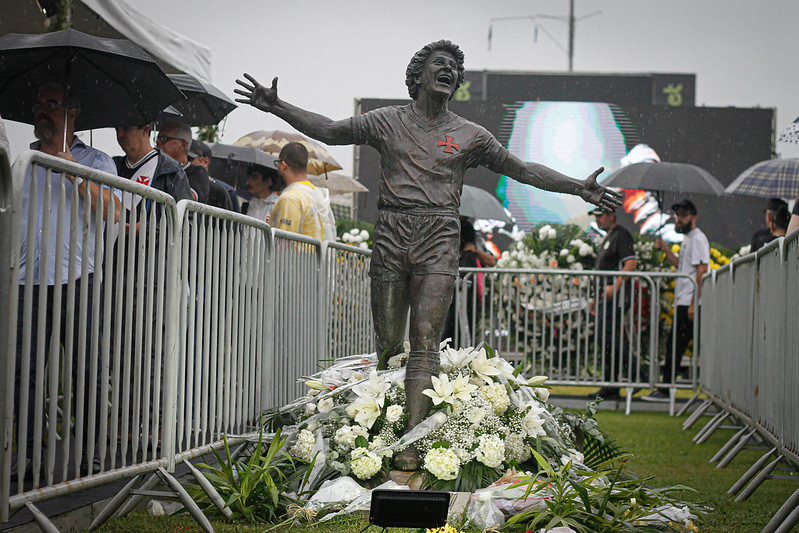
89, 474, 144, 530
676, 391, 701, 417
717, 429, 759, 469
728, 447, 777, 496
682, 399, 714, 430
156, 467, 215, 533
762, 487, 799, 533
710, 427, 750, 463
115, 472, 161, 518
694, 411, 731, 444
734, 455, 783, 502
692, 410, 727, 443
185, 460, 233, 519
624, 387, 633, 416
668, 387, 677, 417
24, 502, 60, 533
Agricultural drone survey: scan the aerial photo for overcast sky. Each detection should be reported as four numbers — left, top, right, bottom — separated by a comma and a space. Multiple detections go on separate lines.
5, 0, 799, 175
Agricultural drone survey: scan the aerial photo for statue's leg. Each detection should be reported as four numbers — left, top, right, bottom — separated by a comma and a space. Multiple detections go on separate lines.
371, 278, 410, 370
394, 273, 456, 471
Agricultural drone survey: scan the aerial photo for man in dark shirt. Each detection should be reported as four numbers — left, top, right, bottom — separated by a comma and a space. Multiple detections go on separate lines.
156, 121, 210, 204
188, 139, 236, 212
590, 206, 637, 400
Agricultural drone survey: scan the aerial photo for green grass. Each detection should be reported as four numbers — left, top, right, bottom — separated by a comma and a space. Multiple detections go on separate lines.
97, 410, 798, 532
596, 410, 798, 533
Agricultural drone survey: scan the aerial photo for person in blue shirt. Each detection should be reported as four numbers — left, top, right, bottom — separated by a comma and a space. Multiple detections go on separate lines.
14, 83, 121, 480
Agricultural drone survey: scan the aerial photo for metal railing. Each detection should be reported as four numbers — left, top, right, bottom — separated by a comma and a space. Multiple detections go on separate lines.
454, 267, 699, 397
0, 151, 372, 526
693, 230, 799, 532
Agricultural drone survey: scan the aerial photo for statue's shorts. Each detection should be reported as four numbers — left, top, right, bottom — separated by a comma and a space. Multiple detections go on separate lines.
369, 207, 460, 281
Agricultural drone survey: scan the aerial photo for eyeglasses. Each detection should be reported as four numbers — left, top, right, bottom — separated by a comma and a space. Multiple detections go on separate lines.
156, 134, 187, 145
32, 101, 66, 114
274, 159, 283, 168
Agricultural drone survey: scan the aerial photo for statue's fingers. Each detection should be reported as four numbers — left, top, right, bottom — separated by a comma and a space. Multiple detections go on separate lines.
243, 73, 261, 86
605, 187, 623, 200
235, 78, 254, 91
271, 77, 279, 90
233, 88, 251, 98
589, 166, 604, 180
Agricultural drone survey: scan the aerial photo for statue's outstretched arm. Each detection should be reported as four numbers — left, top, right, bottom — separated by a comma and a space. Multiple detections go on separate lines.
235, 74, 354, 146
499, 152, 621, 212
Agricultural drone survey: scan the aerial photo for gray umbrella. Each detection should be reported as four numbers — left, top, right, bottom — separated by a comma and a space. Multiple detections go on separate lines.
207, 142, 278, 189
460, 184, 513, 225
600, 161, 725, 211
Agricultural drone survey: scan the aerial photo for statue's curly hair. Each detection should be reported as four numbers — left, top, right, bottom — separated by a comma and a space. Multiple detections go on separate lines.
405, 40, 465, 101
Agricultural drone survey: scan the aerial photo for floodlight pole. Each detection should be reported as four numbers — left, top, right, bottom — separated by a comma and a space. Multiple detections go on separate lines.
488, 0, 601, 72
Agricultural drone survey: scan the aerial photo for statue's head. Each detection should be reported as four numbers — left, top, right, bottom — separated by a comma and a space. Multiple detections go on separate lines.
405, 40, 465, 101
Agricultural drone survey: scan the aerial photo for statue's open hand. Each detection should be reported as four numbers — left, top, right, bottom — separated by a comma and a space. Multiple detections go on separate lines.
580, 167, 622, 212
234, 74, 278, 113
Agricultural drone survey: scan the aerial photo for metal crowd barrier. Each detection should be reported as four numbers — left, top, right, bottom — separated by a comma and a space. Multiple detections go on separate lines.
0, 151, 374, 529
323, 242, 372, 361
691, 231, 799, 533
455, 267, 699, 410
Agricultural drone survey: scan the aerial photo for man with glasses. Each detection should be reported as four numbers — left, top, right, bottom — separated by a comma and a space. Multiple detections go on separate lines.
644, 199, 709, 401
14, 82, 121, 479
156, 121, 210, 204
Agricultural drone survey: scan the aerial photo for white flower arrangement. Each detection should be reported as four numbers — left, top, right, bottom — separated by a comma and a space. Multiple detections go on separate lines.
280, 344, 568, 489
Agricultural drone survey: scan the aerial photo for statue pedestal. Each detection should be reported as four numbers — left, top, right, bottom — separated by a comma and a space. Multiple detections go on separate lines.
389, 469, 426, 490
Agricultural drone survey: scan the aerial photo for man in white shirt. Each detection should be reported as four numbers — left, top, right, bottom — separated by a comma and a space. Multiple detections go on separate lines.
645, 199, 709, 400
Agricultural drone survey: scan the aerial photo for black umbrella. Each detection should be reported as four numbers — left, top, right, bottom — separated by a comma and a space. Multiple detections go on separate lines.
160, 73, 236, 126
207, 142, 278, 189
601, 161, 725, 211
0, 29, 184, 131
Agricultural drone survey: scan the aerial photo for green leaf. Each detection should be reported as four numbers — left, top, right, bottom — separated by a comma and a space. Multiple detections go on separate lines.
354, 435, 369, 448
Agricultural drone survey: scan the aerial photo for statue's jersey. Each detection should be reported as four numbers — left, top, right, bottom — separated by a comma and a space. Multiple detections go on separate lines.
352, 104, 509, 213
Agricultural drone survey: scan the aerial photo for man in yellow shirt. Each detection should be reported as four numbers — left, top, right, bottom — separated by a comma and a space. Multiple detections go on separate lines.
270, 142, 336, 241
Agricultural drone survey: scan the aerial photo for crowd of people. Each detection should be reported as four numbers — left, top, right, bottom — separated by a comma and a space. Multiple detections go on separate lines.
2, 79, 342, 479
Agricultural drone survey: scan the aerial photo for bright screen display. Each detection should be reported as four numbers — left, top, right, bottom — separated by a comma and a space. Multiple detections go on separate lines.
497, 101, 633, 229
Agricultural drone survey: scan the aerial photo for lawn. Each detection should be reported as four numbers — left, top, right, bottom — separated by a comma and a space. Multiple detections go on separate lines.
97, 409, 798, 532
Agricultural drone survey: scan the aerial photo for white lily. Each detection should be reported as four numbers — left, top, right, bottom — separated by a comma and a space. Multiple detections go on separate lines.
440, 345, 476, 371
351, 396, 381, 429
451, 373, 478, 402
353, 370, 390, 407
469, 348, 502, 385
422, 373, 456, 406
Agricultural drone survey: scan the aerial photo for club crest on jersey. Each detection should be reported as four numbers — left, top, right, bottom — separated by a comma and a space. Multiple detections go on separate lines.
437, 135, 459, 154
136, 175, 152, 186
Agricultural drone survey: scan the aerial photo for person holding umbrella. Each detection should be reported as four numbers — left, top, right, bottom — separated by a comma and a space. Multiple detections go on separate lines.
644, 199, 709, 401
236, 40, 620, 470
14, 82, 121, 479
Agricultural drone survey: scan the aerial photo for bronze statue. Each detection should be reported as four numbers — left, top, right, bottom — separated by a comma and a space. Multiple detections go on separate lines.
236, 40, 621, 471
